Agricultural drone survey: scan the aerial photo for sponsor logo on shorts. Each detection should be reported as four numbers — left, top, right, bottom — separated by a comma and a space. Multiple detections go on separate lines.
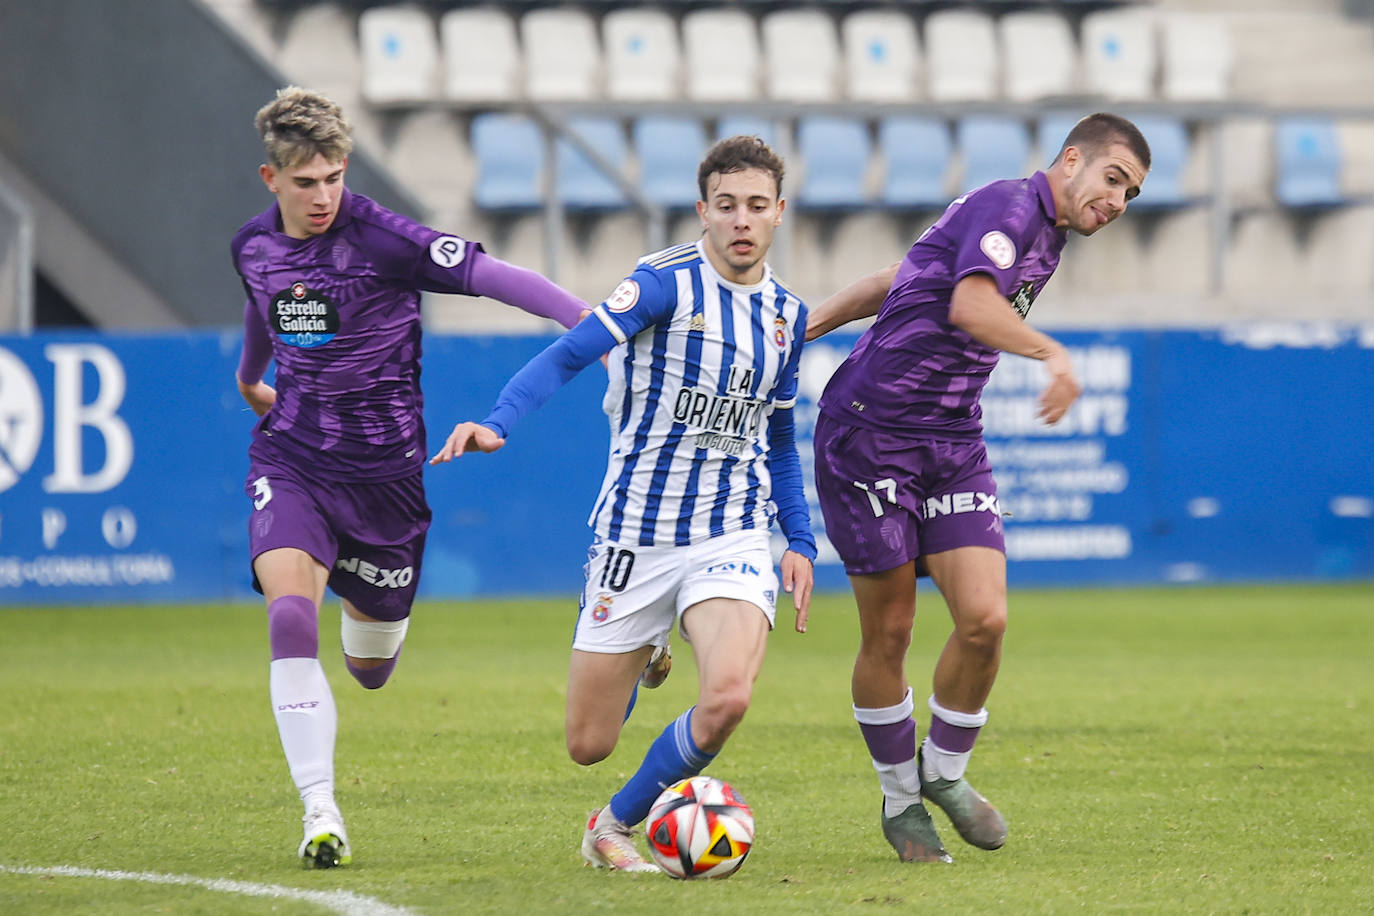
270, 283, 339, 348
335, 557, 414, 589
922, 491, 1001, 519
704, 561, 761, 577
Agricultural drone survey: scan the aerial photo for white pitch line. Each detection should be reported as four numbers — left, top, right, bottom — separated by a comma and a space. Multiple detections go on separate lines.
0, 864, 419, 916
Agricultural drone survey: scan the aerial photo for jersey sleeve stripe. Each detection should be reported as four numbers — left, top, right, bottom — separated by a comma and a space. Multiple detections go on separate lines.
592, 306, 628, 344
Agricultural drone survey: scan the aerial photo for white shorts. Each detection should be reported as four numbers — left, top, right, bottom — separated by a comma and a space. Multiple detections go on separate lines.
573, 528, 779, 654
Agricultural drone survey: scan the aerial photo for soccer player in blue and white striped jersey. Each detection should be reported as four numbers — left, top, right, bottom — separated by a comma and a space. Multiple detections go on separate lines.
432, 136, 815, 872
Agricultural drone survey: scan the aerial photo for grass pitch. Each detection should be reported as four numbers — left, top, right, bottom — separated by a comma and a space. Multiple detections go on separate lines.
2, 584, 1371, 914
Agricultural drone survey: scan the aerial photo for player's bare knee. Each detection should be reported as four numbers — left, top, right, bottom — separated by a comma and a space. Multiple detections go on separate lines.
567, 732, 616, 766
955, 606, 1006, 655
696, 685, 752, 742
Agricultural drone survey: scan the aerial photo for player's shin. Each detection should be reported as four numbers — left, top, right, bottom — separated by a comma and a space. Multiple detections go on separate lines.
341, 612, 409, 689
854, 687, 923, 817
267, 595, 336, 798
608, 707, 716, 826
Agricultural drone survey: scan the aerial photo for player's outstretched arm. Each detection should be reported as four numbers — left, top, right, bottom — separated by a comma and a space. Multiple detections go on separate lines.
806, 262, 899, 341
465, 252, 590, 330
948, 274, 1081, 425
780, 550, 814, 633
429, 422, 505, 464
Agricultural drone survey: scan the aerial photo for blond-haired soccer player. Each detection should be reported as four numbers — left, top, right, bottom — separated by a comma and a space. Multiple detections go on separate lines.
232, 87, 589, 867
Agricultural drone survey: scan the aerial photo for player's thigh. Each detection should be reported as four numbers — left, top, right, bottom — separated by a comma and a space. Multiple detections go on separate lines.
565, 645, 656, 744
924, 546, 1007, 629
254, 547, 330, 606
678, 597, 771, 697
848, 561, 919, 646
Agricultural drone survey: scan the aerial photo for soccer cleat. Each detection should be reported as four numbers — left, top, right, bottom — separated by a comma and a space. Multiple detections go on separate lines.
639, 643, 672, 689
298, 799, 352, 869
581, 808, 660, 873
919, 751, 1007, 850
880, 799, 953, 864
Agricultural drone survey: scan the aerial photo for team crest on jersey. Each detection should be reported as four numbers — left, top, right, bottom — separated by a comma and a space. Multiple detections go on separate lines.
591, 594, 613, 622
979, 230, 1017, 270
270, 283, 339, 348
429, 235, 467, 268
773, 316, 788, 349
1009, 281, 1036, 318
606, 279, 640, 312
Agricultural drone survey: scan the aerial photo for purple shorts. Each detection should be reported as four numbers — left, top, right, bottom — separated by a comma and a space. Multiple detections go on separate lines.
245, 458, 431, 621
812, 413, 1005, 576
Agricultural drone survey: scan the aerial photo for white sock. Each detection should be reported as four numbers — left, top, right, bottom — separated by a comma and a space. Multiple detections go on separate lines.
269, 657, 337, 802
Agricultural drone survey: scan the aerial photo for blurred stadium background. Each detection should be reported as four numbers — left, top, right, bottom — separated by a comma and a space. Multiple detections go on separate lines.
0, 0, 1371, 603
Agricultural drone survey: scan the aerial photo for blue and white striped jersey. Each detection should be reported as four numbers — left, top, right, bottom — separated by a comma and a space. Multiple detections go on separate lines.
586, 239, 807, 547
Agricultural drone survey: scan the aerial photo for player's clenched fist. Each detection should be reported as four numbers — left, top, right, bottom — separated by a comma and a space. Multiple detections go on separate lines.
429, 422, 505, 464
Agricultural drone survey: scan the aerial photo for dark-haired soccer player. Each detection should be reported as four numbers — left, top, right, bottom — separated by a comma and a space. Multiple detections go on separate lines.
432, 135, 815, 872
232, 86, 589, 867
807, 113, 1150, 863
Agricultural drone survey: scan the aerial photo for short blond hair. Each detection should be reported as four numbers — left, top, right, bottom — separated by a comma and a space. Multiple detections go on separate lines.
254, 86, 353, 170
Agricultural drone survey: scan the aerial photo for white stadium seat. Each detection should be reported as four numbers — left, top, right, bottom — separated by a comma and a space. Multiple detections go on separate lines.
1082, 7, 1158, 101
682, 8, 760, 102
1160, 12, 1233, 101
924, 9, 998, 102
999, 10, 1077, 101
359, 5, 439, 105
603, 7, 680, 101
841, 9, 920, 102
521, 7, 600, 101
762, 9, 841, 103
440, 6, 521, 103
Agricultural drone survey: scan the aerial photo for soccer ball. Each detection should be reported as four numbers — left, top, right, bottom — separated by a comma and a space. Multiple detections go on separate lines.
646, 776, 754, 879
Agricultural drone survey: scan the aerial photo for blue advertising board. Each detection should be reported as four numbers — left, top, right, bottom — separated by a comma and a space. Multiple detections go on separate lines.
1, 324, 1370, 604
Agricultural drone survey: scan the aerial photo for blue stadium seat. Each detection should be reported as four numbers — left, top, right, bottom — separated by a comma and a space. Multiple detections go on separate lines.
1275, 118, 1345, 208
1036, 111, 1085, 166
634, 117, 708, 209
470, 113, 544, 211
877, 116, 951, 210
796, 116, 871, 209
1129, 115, 1192, 210
555, 117, 630, 210
957, 116, 1031, 193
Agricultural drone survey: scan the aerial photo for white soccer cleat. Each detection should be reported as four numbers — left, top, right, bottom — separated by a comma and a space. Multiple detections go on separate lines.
581, 808, 660, 873
639, 643, 672, 690
298, 798, 352, 868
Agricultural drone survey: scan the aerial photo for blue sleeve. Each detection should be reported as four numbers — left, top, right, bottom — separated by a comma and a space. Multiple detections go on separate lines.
766, 406, 817, 562
480, 315, 619, 438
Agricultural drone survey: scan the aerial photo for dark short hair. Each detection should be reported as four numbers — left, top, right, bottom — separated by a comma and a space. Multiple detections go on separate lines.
697, 135, 786, 201
1057, 113, 1152, 172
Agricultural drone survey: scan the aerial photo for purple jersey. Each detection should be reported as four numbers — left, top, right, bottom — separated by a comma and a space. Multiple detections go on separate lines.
232, 190, 484, 481
818, 171, 1067, 439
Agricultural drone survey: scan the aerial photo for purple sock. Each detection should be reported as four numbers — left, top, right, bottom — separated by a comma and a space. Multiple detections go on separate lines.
859, 717, 917, 765
928, 715, 981, 754
345, 645, 402, 690
267, 595, 318, 660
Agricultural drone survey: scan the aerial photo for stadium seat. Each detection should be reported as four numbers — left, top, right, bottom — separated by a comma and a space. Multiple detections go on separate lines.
603, 7, 680, 101
957, 117, 1031, 194
276, 4, 362, 112
440, 7, 520, 102
1275, 118, 1345, 208
358, 5, 438, 105
877, 116, 951, 210
796, 117, 871, 210
1082, 7, 1158, 101
841, 8, 920, 103
762, 9, 841, 102
1129, 115, 1193, 210
715, 116, 779, 147
1036, 111, 1087, 167
999, 10, 1076, 102
683, 8, 761, 101
470, 113, 544, 211
634, 117, 707, 210
555, 118, 629, 211
1160, 12, 1233, 101
924, 9, 998, 102
521, 7, 600, 101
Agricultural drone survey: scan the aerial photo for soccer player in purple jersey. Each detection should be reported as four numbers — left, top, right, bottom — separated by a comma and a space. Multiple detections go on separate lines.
807, 113, 1150, 863
232, 87, 589, 868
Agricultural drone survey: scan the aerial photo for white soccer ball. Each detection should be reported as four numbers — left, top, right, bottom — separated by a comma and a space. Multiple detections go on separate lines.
646, 775, 755, 879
